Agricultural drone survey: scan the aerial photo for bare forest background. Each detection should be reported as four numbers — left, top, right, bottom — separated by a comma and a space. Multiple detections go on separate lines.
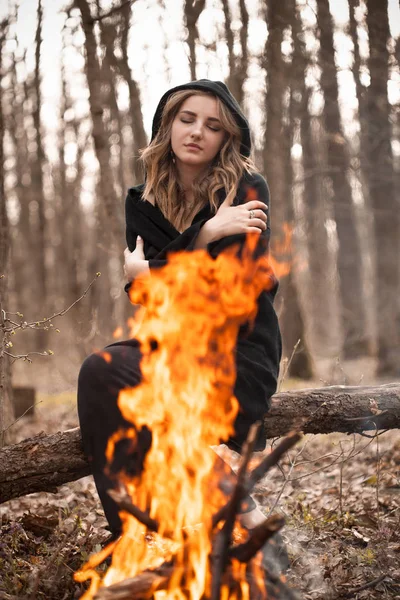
0, 0, 400, 441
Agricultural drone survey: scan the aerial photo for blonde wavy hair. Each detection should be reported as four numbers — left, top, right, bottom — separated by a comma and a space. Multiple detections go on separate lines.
140, 89, 256, 232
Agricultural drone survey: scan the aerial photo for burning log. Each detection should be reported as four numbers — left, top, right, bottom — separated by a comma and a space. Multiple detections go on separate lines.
77, 428, 301, 600
91, 562, 299, 600
1, 383, 399, 505
92, 564, 173, 599
228, 514, 285, 563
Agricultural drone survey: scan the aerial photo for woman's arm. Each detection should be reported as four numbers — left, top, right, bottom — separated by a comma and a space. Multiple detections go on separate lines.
193, 198, 268, 249
194, 173, 271, 256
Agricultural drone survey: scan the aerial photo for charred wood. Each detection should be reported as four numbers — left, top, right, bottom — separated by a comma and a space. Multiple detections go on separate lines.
229, 514, 285, 563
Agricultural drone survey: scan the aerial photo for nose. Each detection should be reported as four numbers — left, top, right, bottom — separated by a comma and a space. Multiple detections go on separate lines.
190, 122, 203, 139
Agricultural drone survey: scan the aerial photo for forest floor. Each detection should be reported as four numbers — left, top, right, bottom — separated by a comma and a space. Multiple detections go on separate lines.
1, 374, 400, 600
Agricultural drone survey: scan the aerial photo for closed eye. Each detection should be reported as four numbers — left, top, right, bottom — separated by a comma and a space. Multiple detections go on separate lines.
180, 119, 221, 132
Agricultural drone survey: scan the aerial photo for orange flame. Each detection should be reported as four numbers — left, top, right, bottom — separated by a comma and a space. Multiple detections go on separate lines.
76, 231, 283, 599
97, 351, 112, 364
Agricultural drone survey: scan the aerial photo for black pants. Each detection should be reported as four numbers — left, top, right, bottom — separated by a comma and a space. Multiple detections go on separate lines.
77, 340, 147, 535
77, 339, 259, 536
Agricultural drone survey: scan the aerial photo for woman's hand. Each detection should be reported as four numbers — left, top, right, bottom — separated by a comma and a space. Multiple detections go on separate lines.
202, 198, 268, 245
123, 236, 150, 280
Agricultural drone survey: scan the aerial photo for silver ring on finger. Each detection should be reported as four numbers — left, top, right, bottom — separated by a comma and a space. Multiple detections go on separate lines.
249, 209, 255, 219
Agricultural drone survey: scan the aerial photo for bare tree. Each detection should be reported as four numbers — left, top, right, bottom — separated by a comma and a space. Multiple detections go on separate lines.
108, 1, 147, 183
349, 0, 370, 199
366, 0, 399, 374
316, 0, 367, 358
74, 0, 124, 248
8, 48, 33, 330
31, 0, 48, 348
263, 0, 313, 377
184, 0, 206, 80
282, 0, 313, 379
221, 0, 249, 105
263, 0, 287, 245
0, 19, 14, 446
293, 2, 342, 369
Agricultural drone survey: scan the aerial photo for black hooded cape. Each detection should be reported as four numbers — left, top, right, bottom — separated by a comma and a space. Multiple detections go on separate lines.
124, 80, 282, 451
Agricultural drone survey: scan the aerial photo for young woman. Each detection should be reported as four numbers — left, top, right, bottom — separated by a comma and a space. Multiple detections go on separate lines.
77, 80, 282, 545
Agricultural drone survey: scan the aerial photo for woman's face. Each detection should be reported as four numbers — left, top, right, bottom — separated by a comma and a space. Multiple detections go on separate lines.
170, 95, 225, 174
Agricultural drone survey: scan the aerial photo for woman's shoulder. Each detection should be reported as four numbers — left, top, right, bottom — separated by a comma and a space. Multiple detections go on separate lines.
126, 184, 156, 207
241, 170, 268, 188
126, 183, 145, 202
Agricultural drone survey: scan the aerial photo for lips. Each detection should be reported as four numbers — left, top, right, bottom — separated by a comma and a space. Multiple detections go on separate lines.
185, 144, 202, 150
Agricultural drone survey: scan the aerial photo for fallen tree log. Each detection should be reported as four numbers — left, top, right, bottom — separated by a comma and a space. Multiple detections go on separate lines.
1, 383, 399, 504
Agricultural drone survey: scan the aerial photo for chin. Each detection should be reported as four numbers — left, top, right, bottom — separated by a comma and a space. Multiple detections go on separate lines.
179, 157, 207, 167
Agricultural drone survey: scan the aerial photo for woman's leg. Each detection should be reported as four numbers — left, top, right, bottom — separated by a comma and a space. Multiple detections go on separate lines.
77, 341, 151, 537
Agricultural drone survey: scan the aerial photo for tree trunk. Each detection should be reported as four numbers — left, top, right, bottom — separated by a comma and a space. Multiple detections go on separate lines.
115, 1, 147, 183
349, 0, 370, 202
316, 0, 367, 358
1, 383, 400, 504
263, 0, 312, 378
348, 0, 377, 357
280, 0, 313, 379
0, 22, 14, 447
366, 0, 399, 375
8, 51, 33, 335
32, 0, 48, 349
293, 2, 342, 368
263, 0, 288, 328
74, 0, 124, 249
222, 0, 249, 105
184, 0, 206, 80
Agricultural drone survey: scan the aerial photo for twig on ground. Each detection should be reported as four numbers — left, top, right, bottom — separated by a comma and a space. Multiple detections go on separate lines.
340, 573, 389, 598
28, 522, 79, 600
375, 427, 381, 523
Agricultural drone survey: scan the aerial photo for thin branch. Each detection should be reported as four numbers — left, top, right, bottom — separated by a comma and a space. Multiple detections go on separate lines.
341, 573, 389, 598
107, 488, 159, 533
212, 431, 302, 528
2, 400, 43, 433
3, 273, 100, 334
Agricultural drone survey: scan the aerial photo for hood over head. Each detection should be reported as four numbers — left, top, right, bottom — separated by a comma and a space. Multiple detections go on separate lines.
151, 79, 251, 158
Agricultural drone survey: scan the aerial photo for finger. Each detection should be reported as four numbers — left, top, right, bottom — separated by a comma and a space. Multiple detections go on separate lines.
252, 209, 268, 222
136, 235, 143, 243
124, 247, 130, 256
248, 218, 267, 230
246, 226, 263, 234
220, 196, 235, 207
246, 200, 269, 211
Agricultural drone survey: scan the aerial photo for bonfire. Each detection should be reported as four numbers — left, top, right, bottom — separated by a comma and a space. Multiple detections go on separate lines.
75, 226, 299, 600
